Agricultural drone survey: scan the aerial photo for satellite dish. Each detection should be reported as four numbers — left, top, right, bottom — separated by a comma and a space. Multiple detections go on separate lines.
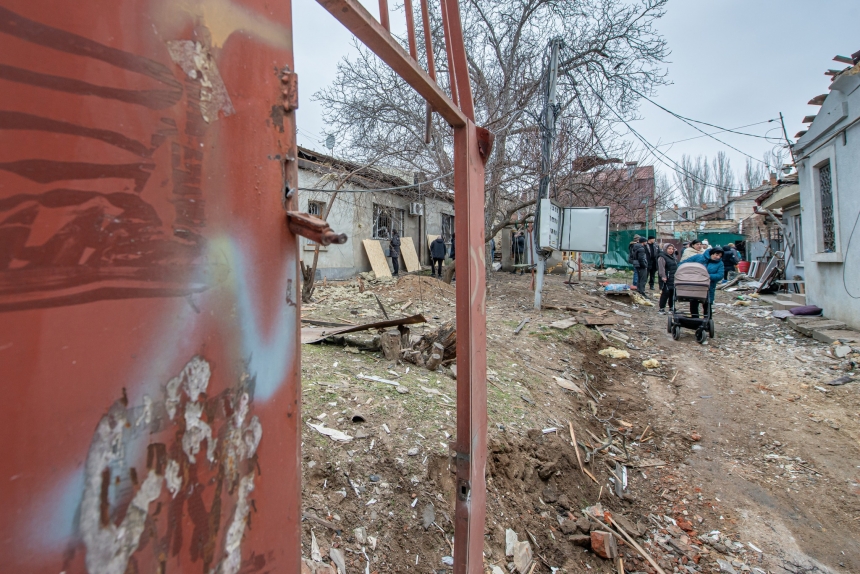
325, 134, 335, 151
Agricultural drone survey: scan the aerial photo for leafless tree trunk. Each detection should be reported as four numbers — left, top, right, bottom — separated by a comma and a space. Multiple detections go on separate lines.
711, 151, 735, 204
673, 154, 711, 207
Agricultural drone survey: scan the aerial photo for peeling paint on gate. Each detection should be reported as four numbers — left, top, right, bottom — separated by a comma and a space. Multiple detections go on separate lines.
74, 355, 264, 574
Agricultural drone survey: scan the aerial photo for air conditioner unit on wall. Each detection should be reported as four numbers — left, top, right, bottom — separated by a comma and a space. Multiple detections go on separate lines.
408, 202, 424, 216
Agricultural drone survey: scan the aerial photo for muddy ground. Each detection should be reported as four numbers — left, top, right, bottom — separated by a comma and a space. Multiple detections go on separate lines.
297, 271, 860, 574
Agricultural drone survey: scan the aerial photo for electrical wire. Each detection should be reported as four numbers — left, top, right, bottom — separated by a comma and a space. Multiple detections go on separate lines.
298, 170, 453, 193
654, 120, 779, 148
576, 73, 754, 194
628, 87, 773, 165
842, 207, 860, 299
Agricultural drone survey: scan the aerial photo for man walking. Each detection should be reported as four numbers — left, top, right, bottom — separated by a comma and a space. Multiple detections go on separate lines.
430, 235, 446, 278
632, 237, 648, 295
512, 231, 526, 274
389, 229, 401, 276
645, 235, 659, 290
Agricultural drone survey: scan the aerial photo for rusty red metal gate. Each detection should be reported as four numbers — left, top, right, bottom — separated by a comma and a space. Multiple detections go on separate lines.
0, 0, 488, 571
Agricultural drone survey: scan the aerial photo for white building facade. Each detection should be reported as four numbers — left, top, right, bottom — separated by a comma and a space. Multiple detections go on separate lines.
793, 62, 860, 328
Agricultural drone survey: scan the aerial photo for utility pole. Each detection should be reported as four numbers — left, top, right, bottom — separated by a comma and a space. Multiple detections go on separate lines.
533, 37, 562, 310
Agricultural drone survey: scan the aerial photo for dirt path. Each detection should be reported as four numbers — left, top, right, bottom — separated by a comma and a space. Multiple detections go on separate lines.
635, 286, 860, 573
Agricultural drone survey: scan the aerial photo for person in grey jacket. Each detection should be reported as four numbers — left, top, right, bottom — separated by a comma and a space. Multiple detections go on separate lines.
389, 230, 401, 276
430, 235, 446, 278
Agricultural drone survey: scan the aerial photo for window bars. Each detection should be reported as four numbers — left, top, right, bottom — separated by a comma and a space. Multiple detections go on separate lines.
819, 162, 835, 252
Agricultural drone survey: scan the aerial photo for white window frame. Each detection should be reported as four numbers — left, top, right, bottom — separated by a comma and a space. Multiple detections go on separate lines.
304, 200, 329, 251
807, 145, 842, 263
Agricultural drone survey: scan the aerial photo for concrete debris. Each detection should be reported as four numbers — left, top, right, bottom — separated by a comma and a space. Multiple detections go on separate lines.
512, 540, 533, 573
590, 530, 618, 560
505, 529, 518, 557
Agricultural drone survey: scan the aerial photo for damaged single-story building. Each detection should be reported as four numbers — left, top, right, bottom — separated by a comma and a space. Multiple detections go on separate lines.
296, 147, 454, 280
790, 49, 860, 329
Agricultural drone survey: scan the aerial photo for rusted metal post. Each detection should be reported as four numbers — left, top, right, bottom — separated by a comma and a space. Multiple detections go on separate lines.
452, 121, 489, 574
419, 0, 437, 142
419, 0, 437, 80
442, 0, 474, 120
404, 0, 418, 60
378, 0, 391, 31
438, 0, 459, 107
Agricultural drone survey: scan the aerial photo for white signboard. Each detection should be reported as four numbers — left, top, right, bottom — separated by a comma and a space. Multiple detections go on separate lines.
559, 207, 610, 253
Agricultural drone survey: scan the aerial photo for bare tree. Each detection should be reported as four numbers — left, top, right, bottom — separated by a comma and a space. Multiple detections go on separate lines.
673, 154, 711, 207
711, 151, 734, 203
314, 0, 669, 247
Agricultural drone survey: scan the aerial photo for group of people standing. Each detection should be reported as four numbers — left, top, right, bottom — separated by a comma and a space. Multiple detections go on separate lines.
629, 235, 742, 317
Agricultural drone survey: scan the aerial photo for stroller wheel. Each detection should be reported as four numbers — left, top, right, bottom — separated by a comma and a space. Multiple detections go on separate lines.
672, 325, 681, 340
696, 329, 707, 344
708, 319, 715, 338
667, 315, 673, 333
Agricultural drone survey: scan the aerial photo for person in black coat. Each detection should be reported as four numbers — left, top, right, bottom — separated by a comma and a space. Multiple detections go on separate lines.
512, 231, 526, 274
721, 243, 739, 280
389, 229, 401, 276
631, 237, 648, 295
645, 235, 659, 290
657, 244, 678, 313
430, 235, 446, 278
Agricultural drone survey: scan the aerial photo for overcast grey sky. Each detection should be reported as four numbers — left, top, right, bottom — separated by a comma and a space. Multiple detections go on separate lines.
293, 0, 860, 186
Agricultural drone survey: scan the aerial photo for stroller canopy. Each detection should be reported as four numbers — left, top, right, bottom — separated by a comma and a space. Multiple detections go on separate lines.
675, 262, 710, 286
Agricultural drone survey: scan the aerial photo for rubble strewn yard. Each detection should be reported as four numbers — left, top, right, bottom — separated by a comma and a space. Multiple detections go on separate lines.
298, 272, 860, 574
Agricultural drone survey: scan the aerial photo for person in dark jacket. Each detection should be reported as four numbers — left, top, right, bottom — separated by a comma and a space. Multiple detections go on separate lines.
645, 235, 659, 290
430, 235, 447, 278
389, 229, 401, 276
680, 247, 724, 317
631, 237, 648, 295
721, 243, 739, 280
512, 231, 526, 274
628, 234, 641, 286
657, 244, 678, 314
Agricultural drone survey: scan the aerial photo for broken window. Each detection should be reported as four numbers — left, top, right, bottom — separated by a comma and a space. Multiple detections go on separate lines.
441, 213, 454, 243
818, 162, 835, 252
372, 204, 404, 239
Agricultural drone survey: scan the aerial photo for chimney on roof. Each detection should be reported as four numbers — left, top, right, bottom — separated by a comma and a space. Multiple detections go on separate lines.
762, 179, 769, 186
625, 161, 637, 179
769, 172, 777, 186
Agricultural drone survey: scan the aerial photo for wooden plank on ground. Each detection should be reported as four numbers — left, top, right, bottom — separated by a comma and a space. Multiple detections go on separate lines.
549, 317, 578, 329
580, 315, 618, 326
400, 236, 421, 272
362, 239, 392, 278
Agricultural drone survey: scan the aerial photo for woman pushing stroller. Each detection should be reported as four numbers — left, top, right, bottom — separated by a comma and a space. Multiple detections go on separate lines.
667, 246, 725, 343
680, 247, 724, 317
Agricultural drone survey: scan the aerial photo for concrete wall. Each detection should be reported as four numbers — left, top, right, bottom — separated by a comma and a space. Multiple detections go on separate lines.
794, 66, 860, 328
298, 169, 453, 279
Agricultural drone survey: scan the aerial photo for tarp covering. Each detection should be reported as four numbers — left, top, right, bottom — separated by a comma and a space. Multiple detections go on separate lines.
579, 230, 747, 269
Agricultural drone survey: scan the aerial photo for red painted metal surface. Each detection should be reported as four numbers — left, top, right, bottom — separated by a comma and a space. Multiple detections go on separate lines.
452, 121, 488, 573
0, 1, 302, 572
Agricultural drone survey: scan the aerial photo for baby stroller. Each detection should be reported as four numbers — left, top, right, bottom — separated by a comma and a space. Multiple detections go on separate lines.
667, 262, 715, 344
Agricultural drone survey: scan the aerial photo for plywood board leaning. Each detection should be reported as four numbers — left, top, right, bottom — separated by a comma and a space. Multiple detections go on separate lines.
362, 239, 392, 278
400, 237, 421, 272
